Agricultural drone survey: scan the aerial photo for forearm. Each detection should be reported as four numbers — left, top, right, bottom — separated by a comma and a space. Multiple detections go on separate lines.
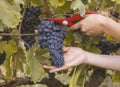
85, 52, 120, 72
103, 18, 120, 41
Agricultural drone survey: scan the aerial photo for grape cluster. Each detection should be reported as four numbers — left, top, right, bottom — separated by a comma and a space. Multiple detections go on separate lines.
0, 30, 11, 64
38, 20, 67, 67
0, 51, 6, 65
110, 11, 120, 19
21, 6, 41, 50
0, 29, 12, 43
96, 38, 120, 54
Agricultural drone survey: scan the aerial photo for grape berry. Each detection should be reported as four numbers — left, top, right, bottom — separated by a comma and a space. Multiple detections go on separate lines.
0, 51, 6, 65
38, 20, 66, 67
96, 38, 120, 54
21, 6, 41, 50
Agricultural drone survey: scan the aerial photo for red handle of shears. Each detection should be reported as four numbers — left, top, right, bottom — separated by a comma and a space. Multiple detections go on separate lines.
49, 11, 98, 27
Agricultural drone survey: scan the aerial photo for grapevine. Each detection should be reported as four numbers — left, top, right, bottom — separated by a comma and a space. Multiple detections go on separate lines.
21, 6, 41, 50
96, 37, 120, 54
38, 20, 67, 67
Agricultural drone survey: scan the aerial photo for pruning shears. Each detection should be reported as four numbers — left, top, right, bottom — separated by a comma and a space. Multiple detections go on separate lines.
48, 11, 98, 27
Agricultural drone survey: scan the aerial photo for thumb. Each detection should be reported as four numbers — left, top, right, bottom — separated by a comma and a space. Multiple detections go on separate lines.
63, 47, 70, 52
70, 21, 81, 30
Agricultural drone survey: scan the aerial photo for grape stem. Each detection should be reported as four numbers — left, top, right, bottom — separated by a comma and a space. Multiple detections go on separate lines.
12, 0, 31, 78
43, 0, 52, 17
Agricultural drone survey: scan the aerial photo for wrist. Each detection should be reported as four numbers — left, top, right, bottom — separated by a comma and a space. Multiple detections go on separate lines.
82, 51, 89, 64
101, 17, 116, 34
99, 16, 110, 33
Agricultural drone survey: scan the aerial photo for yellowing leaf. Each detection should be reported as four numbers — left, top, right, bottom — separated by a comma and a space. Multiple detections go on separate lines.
0, 41, 7, 53
0, 0, 21, 28
111, 0, 120, 4
30, 58, 47, 83
49, 0, 65, 7
69, 65, 86, 87
0, 20, 5, 31
71, 0, 85, 16
5, 40, 17, 58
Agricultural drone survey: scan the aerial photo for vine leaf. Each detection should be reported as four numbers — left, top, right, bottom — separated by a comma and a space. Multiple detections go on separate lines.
71, 0, 85, 16
31, 0, 44, 6
111, 0, 120, 4
0, 20, 5, 31
86, 45, 101, 54
30, 57, 47, 83
69, 65, 86, 87
54, 1, 72, 14
16, 47, 26, 72
0, 0, 21, 28
3, 57, 12, 77
49, 0, 65, 7
55, 73, 71, 85
0, 40, 17, 58
27, 46, 48, 83
73, 30, 83, 44
64, 30, 74, 46
5, 40, 17, 58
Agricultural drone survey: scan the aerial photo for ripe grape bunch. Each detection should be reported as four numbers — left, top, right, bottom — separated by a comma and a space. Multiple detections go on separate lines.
38, 20, 67, 67
0, 51, 6, 65
97, 38, 120, 55
21, 6, 41, 50
0, 29, 11, 64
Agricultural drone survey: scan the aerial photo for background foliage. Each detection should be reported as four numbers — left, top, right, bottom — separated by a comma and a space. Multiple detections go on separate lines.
0, 0, 120, 87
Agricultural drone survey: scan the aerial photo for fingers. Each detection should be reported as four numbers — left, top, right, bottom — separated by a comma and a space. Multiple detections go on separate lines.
43, 65, 56, 69
49, 66, 69, 73
43, 65, 70, 73
70, 21, 81, 30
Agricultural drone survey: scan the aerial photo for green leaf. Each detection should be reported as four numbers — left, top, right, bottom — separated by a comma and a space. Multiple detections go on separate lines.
27, 45, 48, 83
69, 65, 86, 87
54, 1, 72, 14
31, 0, 44, 6
86, 45, 101, 54
55, 73, 71, 85
0, 41, 7, 53
71, 0, 85, 16
0, 40, 17, 58
5, 40, 17, 58
112, 71, 120, 83
3, 57, 12, 77
49, 0, 65, 7
16, 57, 24, 72
64, 30, 74, 46
0, 20, 5, 31
0, 0, 21, 28
111, 0, 120, 4
81, 36, 92, 49
16, 47, 26, 72
18, 47, 26, 63
35, 48, 51, 65
73, 30, 83, 44
30, 57, 47, 83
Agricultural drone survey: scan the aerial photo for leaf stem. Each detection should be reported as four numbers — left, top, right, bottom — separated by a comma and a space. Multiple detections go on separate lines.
43, 0, 52, 18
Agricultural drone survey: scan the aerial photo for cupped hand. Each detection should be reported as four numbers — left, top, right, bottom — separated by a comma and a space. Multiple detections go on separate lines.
43, 47, 87, 73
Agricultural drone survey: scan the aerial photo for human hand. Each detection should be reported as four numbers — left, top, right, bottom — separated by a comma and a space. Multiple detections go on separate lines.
71, 14, 108, 36
43, 47, 87, 73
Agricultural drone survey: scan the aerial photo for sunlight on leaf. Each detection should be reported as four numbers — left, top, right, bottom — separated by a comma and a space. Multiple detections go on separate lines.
0, 0, 21, 28
71, 0, 85, 16
49, 0, 65, 7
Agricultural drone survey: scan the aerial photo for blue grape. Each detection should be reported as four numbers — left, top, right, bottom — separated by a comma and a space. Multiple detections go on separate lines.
96, 37, 120, 55
0, 51, 6, 65
21, 6, 41, 50
38, 20, 66, 67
